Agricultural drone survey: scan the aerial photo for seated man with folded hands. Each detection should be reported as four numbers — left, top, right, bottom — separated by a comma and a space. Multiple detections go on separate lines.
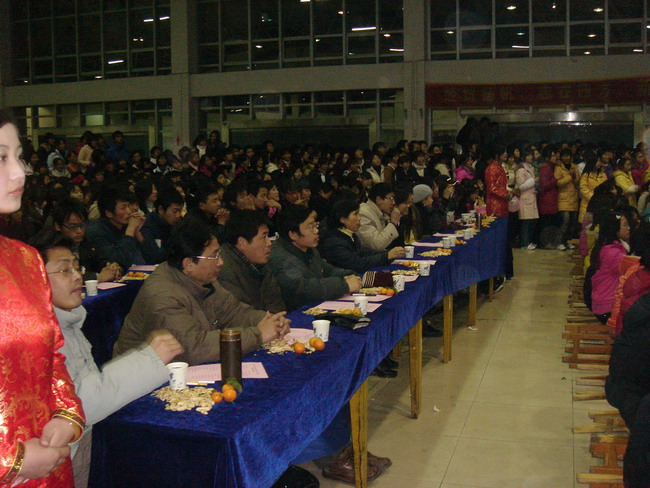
114, 219, 290, 365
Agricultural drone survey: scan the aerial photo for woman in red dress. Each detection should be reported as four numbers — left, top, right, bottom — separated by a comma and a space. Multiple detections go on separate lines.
0, 109, 85, 487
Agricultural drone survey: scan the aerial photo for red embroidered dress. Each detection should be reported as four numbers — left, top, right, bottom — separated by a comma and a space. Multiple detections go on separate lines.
0, 236, 85, 487
485, 160, 509, 217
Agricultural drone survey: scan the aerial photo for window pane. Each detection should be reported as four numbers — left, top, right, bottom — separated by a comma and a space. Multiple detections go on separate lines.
431, 1, 456, 29
132, 51, 154, 70
532, 0, 566, 23
31, 1, 52, 18
496, 1, 529, 25
32, 20, 52, 57
610, 22, 642, 44
34, 60, 53, 77
348, 90, 376, 103
281, 0, 310, 37
462, 29, 491, 49
223, 43, 248, 64
254, 94, 280, 106
157, 7, 171, 46
79, 15, 101, 53
12, 23, 29, 58
314, 91, 344, 104
251, 0, 279, 39
284, 92, 311, 104
460, 0, 492, 26
380, 32, 403, 56
198, 3, 219, 43
379, 2, 403, 31
496, 26, 529, 49
198, 45, 220, 66
570, 0, 605, 22
252, 40, 279, 62
347, 35, 376, 57
55, 57, 77, 76
106, 101, 129, 113
54, 0, 76, 15
315, 104, 344, 116
314, 36, 342, 58
104, 12, 127, 50
347, 0, 376, 32
283, 39, 310, 59
80, 55, 102, 72
105, 0, 127, 9
12, 60, 29, 83
221, 0, 248, 42
314, 0, 343, 35
569, 24, 604, 46
608, 0, 643, 19
223, 95, 249, 106
431, 30, 456, 51
130, 9, 154, 48
55, 17, 77, 55
534, 25, 565, 46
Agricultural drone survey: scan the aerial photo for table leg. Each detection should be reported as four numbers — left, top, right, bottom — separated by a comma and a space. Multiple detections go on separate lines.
391, 342, 401, 360
442, 294, 454, 363
408, 319, 422, 419
468, 283, 477, 327
488, 277, 494, 302
350, 380, 368, 488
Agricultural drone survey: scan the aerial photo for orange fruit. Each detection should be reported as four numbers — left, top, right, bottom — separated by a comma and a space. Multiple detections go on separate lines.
211, 391, 223, 403
353, 308, 362, 315
385, 289, 395, 296
294, 342, 306, 354
223, 389, 237, 402
312, 338, 325, 351
309, 337, 318, 348
222, 383, 235, 392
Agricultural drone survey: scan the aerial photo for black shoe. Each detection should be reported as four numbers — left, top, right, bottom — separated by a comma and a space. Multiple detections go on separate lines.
272, 465, 320, 488
371, 363, 398, 378
383, 356, 399, 369
422, 325, 443, 337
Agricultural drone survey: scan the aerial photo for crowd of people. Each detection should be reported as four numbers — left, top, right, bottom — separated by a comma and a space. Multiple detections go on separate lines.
2, 104, 650, 487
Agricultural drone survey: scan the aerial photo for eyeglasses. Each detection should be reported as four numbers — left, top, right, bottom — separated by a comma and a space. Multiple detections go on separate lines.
47, 265, 85, 277
304, 222, 320, 231
63, 221, 88, 231
194, 248, 222, 261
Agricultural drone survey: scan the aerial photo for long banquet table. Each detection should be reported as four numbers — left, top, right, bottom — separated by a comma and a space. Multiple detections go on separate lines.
88, 217, 508, 488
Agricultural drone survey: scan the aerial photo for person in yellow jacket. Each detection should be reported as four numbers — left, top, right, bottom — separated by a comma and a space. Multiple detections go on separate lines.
613, 157, 639, 207
578, 153, 608, 222
555, 149, 580, 249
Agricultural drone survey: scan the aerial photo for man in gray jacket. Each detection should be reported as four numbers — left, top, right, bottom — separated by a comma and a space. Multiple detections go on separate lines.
114, 219, 289, 365
219, 210, 286, 313
357, 183, 402, 252
37, 233, 184, 488
268, 204, 362, 311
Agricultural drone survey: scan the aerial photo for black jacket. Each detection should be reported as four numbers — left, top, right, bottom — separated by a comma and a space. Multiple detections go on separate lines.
318, 228, 388, 273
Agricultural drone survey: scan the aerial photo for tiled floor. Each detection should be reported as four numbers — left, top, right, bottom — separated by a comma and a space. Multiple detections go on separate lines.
300, 249, 594, 488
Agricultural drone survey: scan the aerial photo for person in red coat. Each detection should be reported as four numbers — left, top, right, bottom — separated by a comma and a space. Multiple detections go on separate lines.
0, 108, 85, 487
485, 145, 512, 217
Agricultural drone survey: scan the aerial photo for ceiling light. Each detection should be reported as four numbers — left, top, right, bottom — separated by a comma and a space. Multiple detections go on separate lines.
338, 10, 343, 15
143, 18, 154, 22
255, 44, 263, 49
95, 75, 103, 79
315, 38, 320, 42
107, 59, 124, 64
446, 30, 454, 34
159, 16, 170, 20
389, 48, 404, 52
593, 7, 603, 12
351, 26, 376, 31
383, 33, 391, 37
506, 5, 517, 10
300, 0, 310, 2
551, 2, 556, 8
588, 33, 596, 38
517, 32, 525, 36
633, 48, 643, 52
512, 45, 529, 49
584, 51, 591, 55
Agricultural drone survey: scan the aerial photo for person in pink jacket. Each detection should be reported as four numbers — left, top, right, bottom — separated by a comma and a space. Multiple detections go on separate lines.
454, 153, 475, 183
590, 211, 632, 323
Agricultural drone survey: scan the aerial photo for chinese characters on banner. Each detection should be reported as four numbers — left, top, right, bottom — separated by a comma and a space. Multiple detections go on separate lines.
425, 77, 650, 108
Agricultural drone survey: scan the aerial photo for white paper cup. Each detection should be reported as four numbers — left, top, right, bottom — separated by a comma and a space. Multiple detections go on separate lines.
312, 320, 331, 342
353, 295, 369, 315
393, 274, 405, 292
442, 237, 451, 249
449, 237, 456, 247
419, 262, 430, 276
85, 279, 98, 296
464, 229, 473, 240
167, 362, 189, 390
404, 246, 414, 258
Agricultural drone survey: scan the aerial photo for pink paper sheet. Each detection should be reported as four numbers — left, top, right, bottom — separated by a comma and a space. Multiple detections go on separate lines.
129, 265, 156, 272
393, 259, 437, 266
186, 362, 269, 384
403, 275, 419, 282
97, 282, 127, 290
339, 293, 391, 302
412, 241, 443, 248
285, 328, 315, 343
433, 233, 457, 237
316, 301, 382, 312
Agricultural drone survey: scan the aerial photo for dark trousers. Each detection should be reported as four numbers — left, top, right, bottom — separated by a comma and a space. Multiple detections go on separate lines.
624, 393, 650, 487
559, 210, 578, 244
520, 219, 538, 248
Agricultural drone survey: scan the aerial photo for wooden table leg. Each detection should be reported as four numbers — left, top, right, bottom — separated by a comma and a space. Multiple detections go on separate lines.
350, 380, 368, 488
391, 342, 401, 360
408, 319, 422, 419
442, 294, 454, 363
468, 283, 477, 327
488, 277, 494, 302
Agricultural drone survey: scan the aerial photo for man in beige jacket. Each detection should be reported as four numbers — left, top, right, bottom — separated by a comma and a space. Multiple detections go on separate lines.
357, 183, 402, 252
114, 219, 289, 365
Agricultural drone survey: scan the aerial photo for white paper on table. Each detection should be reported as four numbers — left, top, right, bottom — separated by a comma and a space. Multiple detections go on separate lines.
285, 328, 315, 343
403, 275, 419, 282
393, 259, 438, 266
339, 293, 391, 302
411, 241, 443, 248
129, 265, 156, 272
316, 301, 382, 312
433, 233, 457, 237
186, 362, 269, 384
97, 282, 127, 290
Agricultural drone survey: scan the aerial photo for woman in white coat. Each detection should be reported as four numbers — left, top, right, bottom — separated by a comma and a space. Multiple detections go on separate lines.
516, 151, 539, 249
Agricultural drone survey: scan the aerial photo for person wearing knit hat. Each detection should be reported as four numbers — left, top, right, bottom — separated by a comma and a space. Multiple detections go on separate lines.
413, 184, 433, 204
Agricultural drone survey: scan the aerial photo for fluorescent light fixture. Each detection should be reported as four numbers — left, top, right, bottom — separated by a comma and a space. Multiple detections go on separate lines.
446, 30, 454, 34
517, 32, 525, 36
23, 80, 28, 83
159, 16, 170, 20
95, 75, 103, 78
384, 33, 391, 37
512, 45, 529, 49
633, 48, 643, 52
315, 38, 320, 42
107, 59, 124, 64
351, 26, 376, 31
584, 51, 591, 55
506, 5, 517, 10
338, 10, 343, 14
389, 48, 404, 52
143, 18, 154, 22
588, 33, 596, 38
551, 2, 556, 8
593, 7, 603, 12
300, 0, 310, 2
255, 44, 263, 48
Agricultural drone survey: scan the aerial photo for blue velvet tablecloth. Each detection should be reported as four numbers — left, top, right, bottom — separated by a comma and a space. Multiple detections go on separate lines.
88, 218, 507, 488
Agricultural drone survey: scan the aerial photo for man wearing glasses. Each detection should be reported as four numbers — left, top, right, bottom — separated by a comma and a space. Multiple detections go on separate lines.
114, 219, 289, 365
357, 183, 402, 252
